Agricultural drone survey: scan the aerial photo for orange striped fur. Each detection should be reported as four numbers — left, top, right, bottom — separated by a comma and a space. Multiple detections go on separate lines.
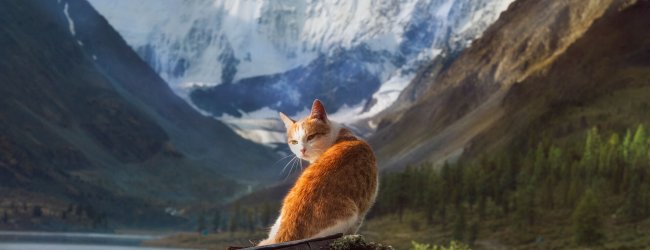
259, 100, 378, 245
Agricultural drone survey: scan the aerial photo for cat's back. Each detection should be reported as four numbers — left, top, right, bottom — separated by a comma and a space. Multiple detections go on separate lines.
295, 129, 377, 209
311, 129, 376, 177
319, 136, 375, 169
329, 128, 374, 160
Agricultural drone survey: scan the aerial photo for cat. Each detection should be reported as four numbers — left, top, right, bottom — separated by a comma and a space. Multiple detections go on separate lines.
258, 99, 378, 246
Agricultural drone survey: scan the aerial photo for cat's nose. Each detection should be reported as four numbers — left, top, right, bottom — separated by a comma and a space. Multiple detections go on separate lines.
300, 148, 306, 154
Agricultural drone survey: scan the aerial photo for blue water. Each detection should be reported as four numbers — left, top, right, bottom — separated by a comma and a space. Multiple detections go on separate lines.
0, 243, 191, 250
0, 231, 196, 250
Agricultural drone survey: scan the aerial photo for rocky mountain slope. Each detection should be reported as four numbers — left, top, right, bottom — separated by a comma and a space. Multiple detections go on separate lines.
88, 0, 513, 145
370, 0, 643, 170
470, 0, 650, 157
0, 0, 278, 229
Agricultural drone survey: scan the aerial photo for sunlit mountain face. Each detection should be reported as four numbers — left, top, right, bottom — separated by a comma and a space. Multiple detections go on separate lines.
88, 0, 514, 146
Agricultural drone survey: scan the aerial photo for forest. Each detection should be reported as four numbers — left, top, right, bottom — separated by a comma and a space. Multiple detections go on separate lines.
373, 125, 650, 248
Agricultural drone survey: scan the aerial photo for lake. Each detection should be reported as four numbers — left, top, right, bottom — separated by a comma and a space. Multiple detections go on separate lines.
0, 231, 197, 250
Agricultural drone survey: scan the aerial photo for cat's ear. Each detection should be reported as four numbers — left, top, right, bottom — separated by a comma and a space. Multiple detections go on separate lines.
310, 99, 327, 122
279, 112, 295, 129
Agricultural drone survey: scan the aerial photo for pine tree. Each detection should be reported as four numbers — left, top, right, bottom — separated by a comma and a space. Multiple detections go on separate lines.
2, 211, 7, 224
32, 206, 42, 218
441, 161, 452, 205
74, 204, 83, 217
477, 195, 487, 220
425, 172, 440, 224
631, 125, 647, 168
641, 182, 650, 218
230, 203, 242, 234
212, 210, 221, 232
197, 213, 206, 234
567, 162, 583, 207
475, 165, 489, 219
515, 184, 536, 227
547, 146, 562, 176
438, 162, 453, 229
452, 208, 466, 242
605, 133, 622, 192
572, 189, 603, 245
452, 164, 465, 208
381, 174, 398, 215
261, 203, 273, 227
542, 146, 561, 209
246, 209, 255, 233
496, 161, 513, 215
532, 142, 546, 184
463, 166, 478, 209
582, 127, 602, 183
620, 175, 644, 220
468, 221, 479, 247
439, 202, 448, 230
622, 129, 632, 164
396, 169, 411, 222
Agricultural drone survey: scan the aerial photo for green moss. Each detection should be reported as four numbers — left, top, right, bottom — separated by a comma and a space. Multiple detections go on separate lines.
329, 235, 394, 250
410, 240, 471, 250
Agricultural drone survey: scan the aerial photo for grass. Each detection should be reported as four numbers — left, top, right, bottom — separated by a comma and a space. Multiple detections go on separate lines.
361, 213, 451, 249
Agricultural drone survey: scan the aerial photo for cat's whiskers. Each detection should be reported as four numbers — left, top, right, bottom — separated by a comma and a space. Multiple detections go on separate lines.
289, 156, 299, 174
284, 156, 300, 181
280, 156, 298, 175
292, 158, 299, 174
272, 154, 297, 169
291, 157, 302, 179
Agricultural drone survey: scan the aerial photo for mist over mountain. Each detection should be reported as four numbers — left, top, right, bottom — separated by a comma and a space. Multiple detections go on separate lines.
88, 0, 513, 145
0, 0, 279, 230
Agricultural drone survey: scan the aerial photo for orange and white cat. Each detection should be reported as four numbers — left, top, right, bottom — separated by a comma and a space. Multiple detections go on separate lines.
258, 99, 378, 245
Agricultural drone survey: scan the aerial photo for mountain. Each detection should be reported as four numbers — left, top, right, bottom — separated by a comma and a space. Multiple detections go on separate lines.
88, 0, 513, 145
469, 0, 650, 157
370, 0, 650, 170
0, 0, 279, 230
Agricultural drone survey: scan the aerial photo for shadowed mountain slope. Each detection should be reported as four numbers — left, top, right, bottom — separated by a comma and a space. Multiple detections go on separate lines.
0, 0, 279, 229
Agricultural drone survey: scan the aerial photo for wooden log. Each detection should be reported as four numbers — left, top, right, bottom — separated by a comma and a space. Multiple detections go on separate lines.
228, 233, 343, 250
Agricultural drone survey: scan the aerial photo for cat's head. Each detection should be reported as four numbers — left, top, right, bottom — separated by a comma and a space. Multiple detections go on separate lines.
279, 99, 340, 163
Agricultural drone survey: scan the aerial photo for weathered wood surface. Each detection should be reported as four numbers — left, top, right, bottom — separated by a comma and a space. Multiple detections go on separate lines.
228, 233, 343, 250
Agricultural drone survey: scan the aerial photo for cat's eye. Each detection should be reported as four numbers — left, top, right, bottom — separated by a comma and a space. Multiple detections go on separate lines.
306, 133, 323, 141
289, 140, 298, 145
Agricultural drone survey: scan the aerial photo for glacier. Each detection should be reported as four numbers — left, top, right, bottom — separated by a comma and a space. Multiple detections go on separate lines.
88, 0, 513, 145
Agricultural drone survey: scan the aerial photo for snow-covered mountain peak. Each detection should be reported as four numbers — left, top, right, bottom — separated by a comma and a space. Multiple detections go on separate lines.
89, 0, 514, 145
91, 0, 511, 89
